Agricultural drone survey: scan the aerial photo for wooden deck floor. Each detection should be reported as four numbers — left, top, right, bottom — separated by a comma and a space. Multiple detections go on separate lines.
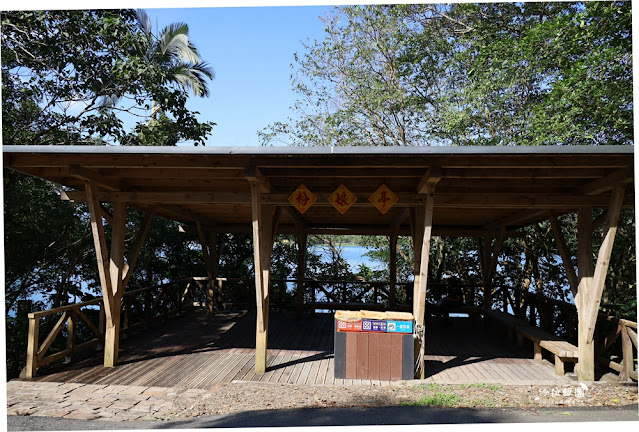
28, 310, 573, 388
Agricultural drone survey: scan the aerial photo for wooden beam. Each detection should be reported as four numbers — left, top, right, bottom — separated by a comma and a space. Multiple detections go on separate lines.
416, 167, 443, 194
433, 194, 634, 209
548, 213, 578, 297
484, 209, 549, 231
62, 190, 252, 204
85, 182, 114, 323
122, 210, 155, 289
581, 167, 633, 196
61, 190, 634, 209
69, 165, 122, 191
245, 166, 272, 193
100, 204, 113, 225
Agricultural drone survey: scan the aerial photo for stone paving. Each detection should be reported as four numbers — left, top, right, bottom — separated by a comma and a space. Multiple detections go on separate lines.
5, 380, 210, 422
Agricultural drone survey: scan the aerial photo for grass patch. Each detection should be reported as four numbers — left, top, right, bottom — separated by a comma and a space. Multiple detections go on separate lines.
419, 383, 452, 391
402, 393, 460, 407
468, 397, 499, 407
459, 383, 502, 391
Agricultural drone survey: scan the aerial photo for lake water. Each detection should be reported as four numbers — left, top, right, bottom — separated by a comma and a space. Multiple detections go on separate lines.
318, 244, 380, 270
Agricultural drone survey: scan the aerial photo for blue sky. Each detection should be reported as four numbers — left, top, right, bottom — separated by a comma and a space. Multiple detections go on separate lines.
145, 5, 332, 146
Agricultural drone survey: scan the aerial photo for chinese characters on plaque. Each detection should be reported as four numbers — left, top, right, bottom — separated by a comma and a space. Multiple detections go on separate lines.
328, 184, 357, 214
369, 184, 399, 214
288, 184, 398, 215
288, 184, 317, 214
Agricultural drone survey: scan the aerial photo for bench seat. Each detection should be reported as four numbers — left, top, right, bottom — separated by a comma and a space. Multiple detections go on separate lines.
517, 325, 579, 375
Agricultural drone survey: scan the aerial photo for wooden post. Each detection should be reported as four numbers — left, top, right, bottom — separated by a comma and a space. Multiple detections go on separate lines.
620, 324, 634, 381
250, 181, 276, 374
413, 183, 435, 379
65, 311, 76, 363
577, 206, 594, 380
196, 224, 217, 315
390, 234, 398, 309
85, 182, 148, 368
296, 229, 307, 320
576, 187, 625, 381
479, 226, 506, 310
25, 315, 39, 378
104, 200, 126, 367
217, 278, 224, 310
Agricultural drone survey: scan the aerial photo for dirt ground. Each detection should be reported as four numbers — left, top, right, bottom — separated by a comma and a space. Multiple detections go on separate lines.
157, 380, 638, 420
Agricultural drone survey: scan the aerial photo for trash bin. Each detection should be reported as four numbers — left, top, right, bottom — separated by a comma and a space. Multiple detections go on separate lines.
334, 310, 414, 380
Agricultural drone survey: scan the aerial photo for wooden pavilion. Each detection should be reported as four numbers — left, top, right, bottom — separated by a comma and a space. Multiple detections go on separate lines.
3, 145, 635, 382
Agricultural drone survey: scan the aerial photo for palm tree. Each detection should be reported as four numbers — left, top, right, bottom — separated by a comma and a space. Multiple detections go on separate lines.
135, 9, 215, 119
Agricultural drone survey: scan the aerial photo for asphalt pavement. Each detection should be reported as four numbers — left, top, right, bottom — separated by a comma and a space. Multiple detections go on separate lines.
6, 405, 638, 430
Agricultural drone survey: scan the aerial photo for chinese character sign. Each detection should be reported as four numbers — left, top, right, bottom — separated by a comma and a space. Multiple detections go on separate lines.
369, 184, 399, 214
328, 184, 357, 214
288, 184, 317, 214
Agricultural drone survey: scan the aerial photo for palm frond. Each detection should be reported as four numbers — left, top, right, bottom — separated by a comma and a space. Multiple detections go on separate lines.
170, 63, 214, 97
136, 9, 152, 36
159, 23, 201, 64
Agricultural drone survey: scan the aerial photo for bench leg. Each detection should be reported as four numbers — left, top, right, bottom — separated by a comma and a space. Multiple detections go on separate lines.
555, 356, 565, 376
533, 342, 542, 362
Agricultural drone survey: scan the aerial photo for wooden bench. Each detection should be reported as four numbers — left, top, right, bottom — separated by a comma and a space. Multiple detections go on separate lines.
482, 309, 530, 341
517, 325, 579, 376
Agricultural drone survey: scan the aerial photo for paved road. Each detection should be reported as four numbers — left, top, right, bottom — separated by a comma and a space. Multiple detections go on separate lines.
7, 405, 638, 430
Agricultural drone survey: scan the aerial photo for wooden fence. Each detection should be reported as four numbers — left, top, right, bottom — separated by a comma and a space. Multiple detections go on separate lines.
23, 277, 206, 378
23, 276, 637, 381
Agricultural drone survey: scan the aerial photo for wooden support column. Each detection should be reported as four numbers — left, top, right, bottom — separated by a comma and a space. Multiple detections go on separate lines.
196, 223, 217, 314
250, 180, 277, 373
296, 227, 307, 320
577, 206, 594, 381
412, 183, 436, 379
85, 182, 153, 368
577, 187, 626, 381
104, 201, 126, 367
389, 233, 398, 309
477, 226, 506, 309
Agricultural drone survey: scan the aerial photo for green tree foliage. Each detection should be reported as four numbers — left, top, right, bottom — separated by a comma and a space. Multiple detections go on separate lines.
2, 9, 216, 379
1, 9, 214, 147
260, 2, 632, 146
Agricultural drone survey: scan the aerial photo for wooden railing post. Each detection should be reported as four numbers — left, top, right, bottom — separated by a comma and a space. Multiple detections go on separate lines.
217, 278, 224, 310
65, 311, 76, 363
620, 324, 634, 381
25, 315, 39, 378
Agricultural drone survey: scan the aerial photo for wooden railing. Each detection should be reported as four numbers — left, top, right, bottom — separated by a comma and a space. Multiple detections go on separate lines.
23, 277, 206, 378
596, 316, 638, 381
24, 276, 637, 382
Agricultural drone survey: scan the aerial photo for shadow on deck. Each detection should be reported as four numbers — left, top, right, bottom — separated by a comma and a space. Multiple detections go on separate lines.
24, 310, 574, 389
